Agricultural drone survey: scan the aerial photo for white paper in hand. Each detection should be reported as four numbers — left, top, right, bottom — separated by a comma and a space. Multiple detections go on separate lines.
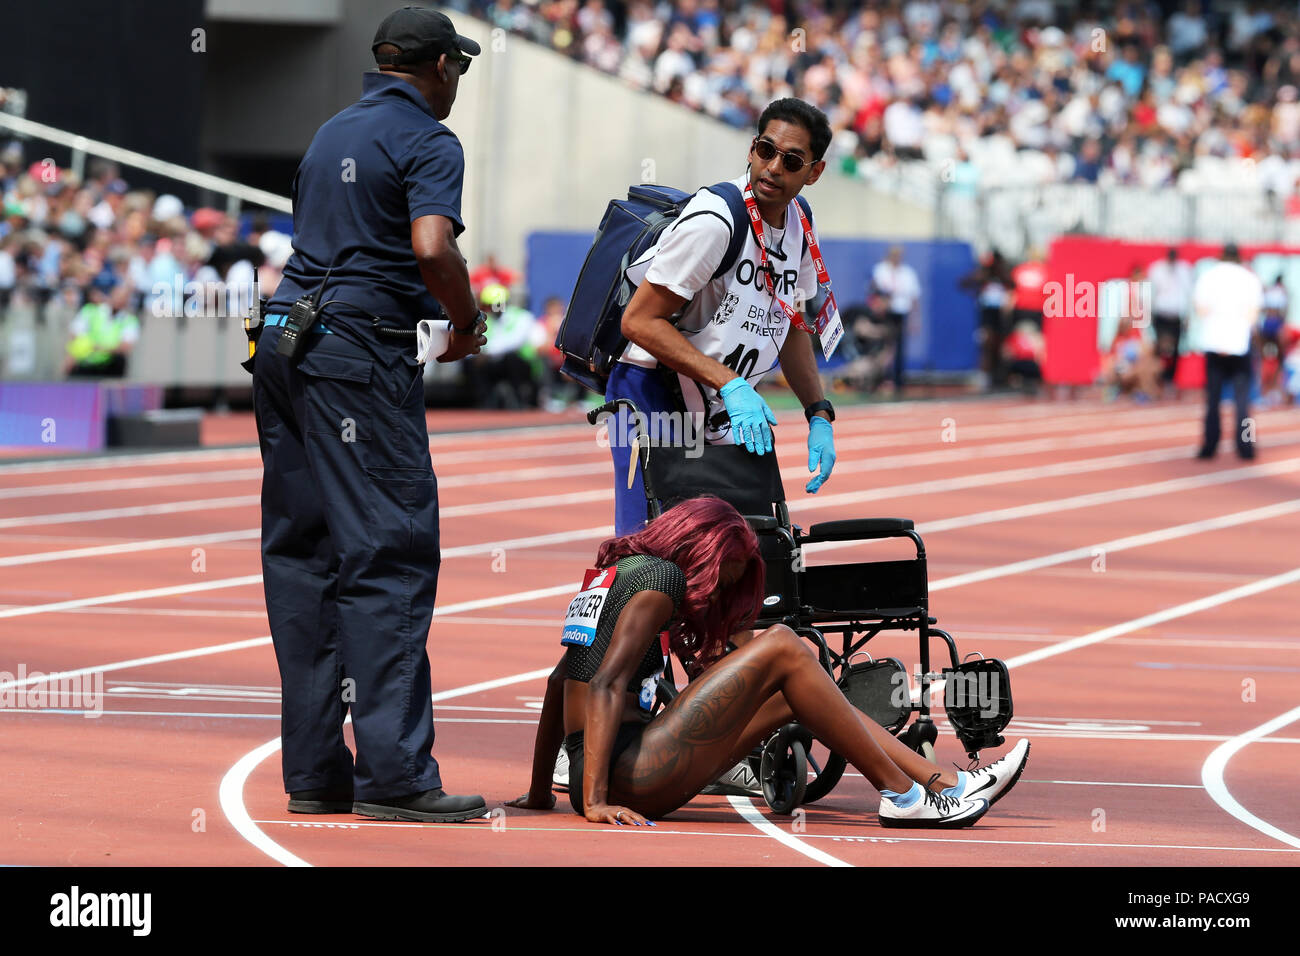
415, 319, 451, 365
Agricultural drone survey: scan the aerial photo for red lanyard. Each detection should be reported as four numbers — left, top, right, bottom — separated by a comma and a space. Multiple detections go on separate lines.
740, 183, 837, 336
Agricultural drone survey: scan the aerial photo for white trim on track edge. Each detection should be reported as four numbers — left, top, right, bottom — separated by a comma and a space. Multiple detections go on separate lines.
218, 666, 553, 867
1201, 704, 1300, 850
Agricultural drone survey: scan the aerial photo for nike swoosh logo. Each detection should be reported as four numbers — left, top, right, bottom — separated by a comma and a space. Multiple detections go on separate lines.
966, 774, 998, 796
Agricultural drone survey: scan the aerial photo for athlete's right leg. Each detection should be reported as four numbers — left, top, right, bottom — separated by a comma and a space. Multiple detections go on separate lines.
610, 625, 917, 818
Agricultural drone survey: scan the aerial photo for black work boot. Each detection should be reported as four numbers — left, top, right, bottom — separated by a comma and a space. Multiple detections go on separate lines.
353, 789, 488, 822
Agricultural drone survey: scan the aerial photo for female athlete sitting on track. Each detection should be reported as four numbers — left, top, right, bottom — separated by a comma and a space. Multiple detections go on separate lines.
507, 496, 1030, 828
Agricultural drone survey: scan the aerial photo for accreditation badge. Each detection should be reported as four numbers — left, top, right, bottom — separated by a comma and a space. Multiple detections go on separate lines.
814, 287, 844, 361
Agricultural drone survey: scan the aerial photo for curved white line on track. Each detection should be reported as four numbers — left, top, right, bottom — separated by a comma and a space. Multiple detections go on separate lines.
1201, 704, 1300, 850
219, 666, 553, 867
725, 796, 852, 866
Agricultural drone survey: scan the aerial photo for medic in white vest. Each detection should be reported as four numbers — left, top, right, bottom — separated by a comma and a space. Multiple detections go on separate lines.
618, 98, 841, 497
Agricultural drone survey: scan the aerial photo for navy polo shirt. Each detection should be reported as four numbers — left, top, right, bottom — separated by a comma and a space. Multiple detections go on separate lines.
269, 71, 466, 340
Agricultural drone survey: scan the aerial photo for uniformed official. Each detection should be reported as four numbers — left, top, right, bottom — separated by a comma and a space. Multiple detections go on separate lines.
251, 6, 489, 822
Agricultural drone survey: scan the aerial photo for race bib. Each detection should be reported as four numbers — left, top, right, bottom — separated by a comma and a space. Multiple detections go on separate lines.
560, 566, 618, 647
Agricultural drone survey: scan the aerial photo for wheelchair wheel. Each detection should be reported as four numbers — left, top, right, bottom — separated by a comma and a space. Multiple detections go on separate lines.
760, 725, 808, 815
802, 749, 847, 804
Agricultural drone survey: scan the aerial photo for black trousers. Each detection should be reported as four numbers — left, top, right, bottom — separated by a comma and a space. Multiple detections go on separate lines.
887, 310, 909, 389
252, 324, 443, 800
1153, 314, 1182, 385
1202, 351, 1254, 456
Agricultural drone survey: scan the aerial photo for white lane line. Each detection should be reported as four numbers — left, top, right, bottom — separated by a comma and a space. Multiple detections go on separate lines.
0, 636, 274, 692
0, 495, 261, 530
0, 574, 266, 620
0, 401, 1211, 477
0, 585, 579, 692
819, 835, 1300, 853
0, 529, 261, 568
7, 437, 1296, 565
218, 666, 552, 867
238, 817, 1300, 856
0, 468, 264, 500
1201, 704, 1300, 850
1036, 780, 1203, 788
927, 498, 1300, 592
1003, 567, 1300, 670
725, 796, 851, 866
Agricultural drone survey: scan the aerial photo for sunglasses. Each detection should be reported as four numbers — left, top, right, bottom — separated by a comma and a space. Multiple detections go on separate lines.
752, 137, 812, 173
451, 52, 471, 74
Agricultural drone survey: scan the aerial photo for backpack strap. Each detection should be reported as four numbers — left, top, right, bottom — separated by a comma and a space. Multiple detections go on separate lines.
705, 182, 816, 273
703, 181, 750, 281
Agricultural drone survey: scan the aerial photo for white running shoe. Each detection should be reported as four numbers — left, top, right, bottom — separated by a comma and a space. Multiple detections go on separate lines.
878, 777, 989, 829
552, 746, 569, 793
700, 760, 763, 798
954, 739, 1030, 807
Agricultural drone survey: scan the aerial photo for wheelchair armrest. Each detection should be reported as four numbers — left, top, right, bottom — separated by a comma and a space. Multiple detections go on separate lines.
745, 515, 780, 532
803, 518, 915, 542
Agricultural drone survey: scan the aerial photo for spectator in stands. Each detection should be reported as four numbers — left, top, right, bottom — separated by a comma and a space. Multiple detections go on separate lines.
871, 244, 920, 396
1147, 247, 1194, 395
1192, 243, 1262, 460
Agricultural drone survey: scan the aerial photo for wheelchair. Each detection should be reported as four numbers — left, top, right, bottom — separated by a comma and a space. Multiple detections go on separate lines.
590, 398, 1015, 814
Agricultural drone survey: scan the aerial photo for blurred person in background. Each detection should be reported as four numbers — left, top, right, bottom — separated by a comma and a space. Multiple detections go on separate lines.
1192, 242, 1262, 460
1101, 314, 1161, 403
64, 280, 138, 378
538, 294, 585, 411
961, 249, 1015, 389
1259, 273, 1289, 398
1010, 247, 1049, 331
467, 282, 543, 408
871, 244, 920, 396
1002, 319, 1045, 395
469, 251, 519, 297
833, 290, 893, 394
1147, 247, 1194, 396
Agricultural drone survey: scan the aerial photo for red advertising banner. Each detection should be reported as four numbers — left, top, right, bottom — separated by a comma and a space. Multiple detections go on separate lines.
1043, 236, 1299, 386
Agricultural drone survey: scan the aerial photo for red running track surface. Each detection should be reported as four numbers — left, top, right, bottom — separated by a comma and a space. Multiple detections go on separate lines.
1, 396, 1297, 867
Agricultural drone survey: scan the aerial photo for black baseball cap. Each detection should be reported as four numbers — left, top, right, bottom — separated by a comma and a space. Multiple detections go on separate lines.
372, 6, 481, 66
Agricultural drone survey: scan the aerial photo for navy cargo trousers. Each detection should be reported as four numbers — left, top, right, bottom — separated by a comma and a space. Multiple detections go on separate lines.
252, 322, 442, 801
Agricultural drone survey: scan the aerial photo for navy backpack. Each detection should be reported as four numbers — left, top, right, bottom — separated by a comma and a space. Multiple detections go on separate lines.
555, 181, 754, 395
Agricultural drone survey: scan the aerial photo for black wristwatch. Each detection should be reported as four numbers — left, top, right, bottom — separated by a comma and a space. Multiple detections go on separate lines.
804, 399, 835, 423
451, 310, 486, 334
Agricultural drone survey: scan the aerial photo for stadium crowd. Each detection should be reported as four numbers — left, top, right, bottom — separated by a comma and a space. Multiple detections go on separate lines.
451, 0, 1300, 200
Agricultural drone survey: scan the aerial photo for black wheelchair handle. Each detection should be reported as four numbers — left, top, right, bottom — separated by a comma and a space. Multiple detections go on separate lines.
586, 398, 642, 426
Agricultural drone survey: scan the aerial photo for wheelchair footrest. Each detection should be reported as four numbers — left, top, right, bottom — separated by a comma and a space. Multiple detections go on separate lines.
942, 658, 1013, 755
839, 658, 911, 733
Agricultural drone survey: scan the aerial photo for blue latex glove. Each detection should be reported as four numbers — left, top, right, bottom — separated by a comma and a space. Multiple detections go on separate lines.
806, 416, 836, 493
718, 377, 777, 455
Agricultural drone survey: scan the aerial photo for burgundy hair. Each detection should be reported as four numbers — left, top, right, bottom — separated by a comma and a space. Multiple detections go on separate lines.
595, 496, 764, 671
